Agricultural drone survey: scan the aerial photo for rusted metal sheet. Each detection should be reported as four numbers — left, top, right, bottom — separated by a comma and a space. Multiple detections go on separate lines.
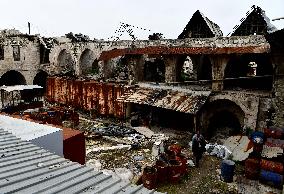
99, 45, 270, 61
63, 127, 86, 165
118, 87, 210, 114
47, 77, 126, 118
154, 90, 210, 114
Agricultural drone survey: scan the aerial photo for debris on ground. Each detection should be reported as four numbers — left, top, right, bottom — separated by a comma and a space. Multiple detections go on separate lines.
223, 136, 253, 161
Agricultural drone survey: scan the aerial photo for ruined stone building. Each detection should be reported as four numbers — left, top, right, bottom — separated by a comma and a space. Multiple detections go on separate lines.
1, 6, 284, 138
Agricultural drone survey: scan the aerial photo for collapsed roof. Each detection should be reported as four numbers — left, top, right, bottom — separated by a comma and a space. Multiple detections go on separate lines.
231, 5, 277, 36
117, 85, 211, 114
178, 10, 223, 39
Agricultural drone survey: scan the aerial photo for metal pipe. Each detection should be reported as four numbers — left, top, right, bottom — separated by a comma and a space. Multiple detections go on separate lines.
272, 17, 284, 21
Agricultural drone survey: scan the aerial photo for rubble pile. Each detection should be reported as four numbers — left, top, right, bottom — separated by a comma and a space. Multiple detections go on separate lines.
19, 106, 79, 127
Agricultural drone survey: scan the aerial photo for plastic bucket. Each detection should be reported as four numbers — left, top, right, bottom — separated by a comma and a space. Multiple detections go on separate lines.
260, 170, 283, 188
47, 111, 56, 117
155, 160, 168, 183
175, 155, 187, 175
169, 144, 182, 155
142, 166, 157, 190
221, 160, 235, 183
245, 158, 260, 179
251, 131, 265, 140
168, 159, 182, 183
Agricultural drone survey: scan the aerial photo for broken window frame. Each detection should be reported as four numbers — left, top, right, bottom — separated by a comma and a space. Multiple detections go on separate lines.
12, 45, 21, 61
40, 45, 50, 64
0, 45, 4, 60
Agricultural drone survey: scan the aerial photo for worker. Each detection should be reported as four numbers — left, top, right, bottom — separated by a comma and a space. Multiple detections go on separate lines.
192, 130, 206, 167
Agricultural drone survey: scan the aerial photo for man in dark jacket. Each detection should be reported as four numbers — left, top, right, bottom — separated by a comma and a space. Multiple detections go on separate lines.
192, 130, 206, 167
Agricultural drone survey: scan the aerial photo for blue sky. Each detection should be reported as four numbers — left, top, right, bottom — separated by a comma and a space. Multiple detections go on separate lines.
0, 0, 283, 40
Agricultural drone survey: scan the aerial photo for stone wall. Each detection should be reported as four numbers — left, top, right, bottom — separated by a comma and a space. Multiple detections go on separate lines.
0, 33, 40, 84
273, 76, 284, 127
271, 54, 284, 127
208, 91, 261, 130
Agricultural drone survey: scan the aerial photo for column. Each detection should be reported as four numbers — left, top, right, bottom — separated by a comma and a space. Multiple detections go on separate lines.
209, 55, 229, 92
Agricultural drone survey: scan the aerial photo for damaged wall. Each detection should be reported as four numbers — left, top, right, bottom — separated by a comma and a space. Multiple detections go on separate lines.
206, 91, 261, 130
46, 77, 128, 118
272, 54, 284, 127
0, 31, 41, 85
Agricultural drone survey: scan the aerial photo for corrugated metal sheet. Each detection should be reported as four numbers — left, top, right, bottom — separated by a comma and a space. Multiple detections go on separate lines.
47, 77, 127, 118
99, 45, 270, 61
154, 90, 210, 114
118, 87, 210, 114
0, 128, 161, 194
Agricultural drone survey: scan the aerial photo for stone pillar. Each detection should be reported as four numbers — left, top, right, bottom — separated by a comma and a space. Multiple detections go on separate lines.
164, 55, 178, 83
190, 56, 200, 81
126, 55, 144, 84
272, 54, 284, 127
72, 44, 80, 76
101, 60, 108, 79
209, 55, 229, 92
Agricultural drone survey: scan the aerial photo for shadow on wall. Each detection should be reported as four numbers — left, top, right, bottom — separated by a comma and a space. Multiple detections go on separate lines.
200, 99, 245, 139
0, 70, 26, 86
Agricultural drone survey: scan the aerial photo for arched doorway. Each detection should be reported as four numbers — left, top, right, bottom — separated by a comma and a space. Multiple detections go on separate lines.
144, 57, 165, 82
224, 54, 273, 90
57, 49, 75, 75
0, 70, 26, 86
79, 49, 96, 75
176, 56, 194, 82
33, 71, 48, 95
200, 99, 245, 139
197, 56, 212, 80
207, 111, 242, 138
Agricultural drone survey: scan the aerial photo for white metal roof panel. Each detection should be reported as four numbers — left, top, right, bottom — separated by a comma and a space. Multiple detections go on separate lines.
0, 85, 43, 92
0, 115, 62, 141
0, 128, 162, 194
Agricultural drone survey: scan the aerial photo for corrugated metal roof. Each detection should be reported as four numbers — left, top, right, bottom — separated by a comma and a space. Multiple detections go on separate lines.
118, 87, 210, 114
154, 90, 209, 114
0, 128, 161, 194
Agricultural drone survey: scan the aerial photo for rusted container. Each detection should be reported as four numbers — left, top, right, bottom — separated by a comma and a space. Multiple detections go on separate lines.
176, 155, 187, 175
168, 159, 182, 183
142, 166, 157, 190
260, 170, 283, 188
47, 77, 127, 119
221, 160, 235, 183
264, 127, 284, 139
168, 144, 182, 156
155, 160, 168, 183
261, 159, 284, 174
165, 150, 176, 160
265, 138, 284, 149
245, 158, 261, 179
63, 128, 85, 165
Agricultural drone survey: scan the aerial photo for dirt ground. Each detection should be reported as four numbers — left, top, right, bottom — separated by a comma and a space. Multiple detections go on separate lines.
76, 115, 283, 194
156, 154, 237, 194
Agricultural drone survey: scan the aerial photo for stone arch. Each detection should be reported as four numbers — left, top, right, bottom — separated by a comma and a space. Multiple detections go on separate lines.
144, 56, 165, 82
79, 49, 96, 75
0, 70, 27, 86
33, 71, 49, 94
198, 56, 212, 80
224, 54, 273, 90
200, 99, 245, 139
175, 55, 193, 82
57, 49, 75, 75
